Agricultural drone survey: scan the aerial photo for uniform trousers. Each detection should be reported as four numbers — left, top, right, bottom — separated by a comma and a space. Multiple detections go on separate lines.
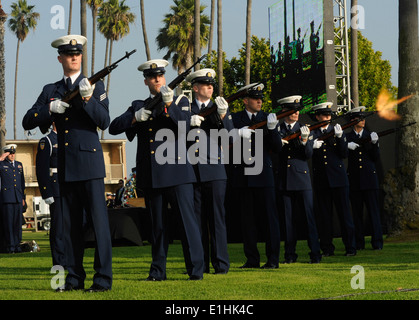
239, 187, 280, 266
49, 197, 65, 266
315, 186, 356, 255
144, 183, 204, 280
61, 179, 113, 289
281, 189, 321, 261
193, 179, 229, 273
349, 189, 383, 250
2, 203, 23, 253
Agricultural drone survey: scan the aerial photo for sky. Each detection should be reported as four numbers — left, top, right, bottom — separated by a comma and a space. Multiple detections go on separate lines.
2, 0, 401, 173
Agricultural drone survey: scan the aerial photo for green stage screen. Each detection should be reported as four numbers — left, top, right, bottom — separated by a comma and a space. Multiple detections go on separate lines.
269, 0, 327, 112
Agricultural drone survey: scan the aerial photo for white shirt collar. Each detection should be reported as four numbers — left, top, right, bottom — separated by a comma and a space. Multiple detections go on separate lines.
196, 99, 210, 109
354, 128, 363, 136
63, 71, 81, 85
285, 121, 296, 129
246, 110, 257, 120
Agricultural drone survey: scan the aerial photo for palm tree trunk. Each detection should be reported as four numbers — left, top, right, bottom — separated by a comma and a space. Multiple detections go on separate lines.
13, 39, 20, 140
104, 38, 109, 68
68, 0, 73, 34
208, 0, 215, 54
91, 8, 97, 74
0, 3, 6, 150
106, 40, 113, 95
80, 0, 88, 76
245, 0, 252, 85
140, 0, 150, 60
194, 0, 201, 70
350, 0, 359, 108
217, 0, 223, 96
384, 0, 419, 235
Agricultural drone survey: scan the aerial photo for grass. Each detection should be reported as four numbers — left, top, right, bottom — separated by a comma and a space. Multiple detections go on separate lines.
0, 231, 419, 301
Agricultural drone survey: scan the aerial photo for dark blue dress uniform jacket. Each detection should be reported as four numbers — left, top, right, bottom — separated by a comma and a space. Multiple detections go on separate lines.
36, 131, 59, 199
190, 100, 234, 182
277, 121, 314, 191
109, 95, 196, 188
312, 126, 349, 188
22, 74, 110, 183
230, 110, 282, 188
0, 160, 25, 204
346, 129, 380, 190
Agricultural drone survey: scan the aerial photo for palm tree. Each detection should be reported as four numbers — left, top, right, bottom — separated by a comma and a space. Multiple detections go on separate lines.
385, 0, 419, 235
245, 0, 252, 85
194, 0, 201, 70
98, 0, 134, 138
207, 0, 215, 54
8, 0, 39, 139
139, 0, 150, 60
0, 1, 7, 150
87, 0, 103, 74
68, 0, 73, 34
80, 0, 88, 76
156, 0, 210, 74
98, 0, 135, 93
217, 0, 223, 95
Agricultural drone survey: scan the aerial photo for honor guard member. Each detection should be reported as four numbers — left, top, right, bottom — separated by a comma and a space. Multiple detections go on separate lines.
181, 68, 233, 274
311, 102, 356, 257
22, 35, 112, 292
231, 83, 282, 269
109, 59, 205, 281
0, 144, 26, 253
36, 122, 65, 267
346, 107, 383, 250
277, 96, 321, 264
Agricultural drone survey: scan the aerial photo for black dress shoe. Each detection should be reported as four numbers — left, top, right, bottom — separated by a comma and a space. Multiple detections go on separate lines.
55, 283, 84, 292
145, 275, 164, 281
85, 283, 110, 293
260, 263, 279, 269
309, 259, 321, 264
188, 275, 203, 280
282, 259, 296, 264
239, 262, 260, 269
214, 270, 228, 274
345, 251, 357, 256
322, 252, 335, 257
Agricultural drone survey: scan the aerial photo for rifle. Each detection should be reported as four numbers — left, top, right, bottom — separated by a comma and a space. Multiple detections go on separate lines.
316, 111, 377, 141
249, 105, 303, 130
61, 49, 137, 104
198, 80, 267, 118
357, 121, 416, 145
143, 54, 207, 116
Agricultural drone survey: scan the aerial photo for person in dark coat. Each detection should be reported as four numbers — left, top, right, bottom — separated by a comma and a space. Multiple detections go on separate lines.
311, 102, 356, 257
276, 96, 321, 264
345, 106, 383, 250
0, 144, 26, 254
109, 59, 205, 281
230, 83, 282, 269
36, 122, 65, 267
181, 68, 232, 274
22, 35, 112, 292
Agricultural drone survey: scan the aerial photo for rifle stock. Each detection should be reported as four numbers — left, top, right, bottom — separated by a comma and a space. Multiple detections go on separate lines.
61, 49, 136, 104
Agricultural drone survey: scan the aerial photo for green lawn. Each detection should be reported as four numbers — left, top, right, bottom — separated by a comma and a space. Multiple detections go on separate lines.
1, 230, 418, 301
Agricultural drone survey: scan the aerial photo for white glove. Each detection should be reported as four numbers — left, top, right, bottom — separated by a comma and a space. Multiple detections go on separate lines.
313, 139, 324, 149
334, 123, 343, 138
161, 85, 174, 104
215, 96, 228, 116
50, 99, 70, 114
281, 139, 289, 146
191, 115, 205, 127
79, 78, 95, 98
300, 126, 310, 140
267, 113, 279, 130
44, 197, 54, 205
348, 142, 360, 150
135, 107, 152, 122
370, 132, 379, 144
238, 126, 255, 139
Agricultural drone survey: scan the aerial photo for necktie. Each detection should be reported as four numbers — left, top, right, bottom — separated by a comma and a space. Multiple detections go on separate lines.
66, 77, 73, 90
201, 103, 206, 110
251, 114, 256, 123
287, 124, 292, 132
